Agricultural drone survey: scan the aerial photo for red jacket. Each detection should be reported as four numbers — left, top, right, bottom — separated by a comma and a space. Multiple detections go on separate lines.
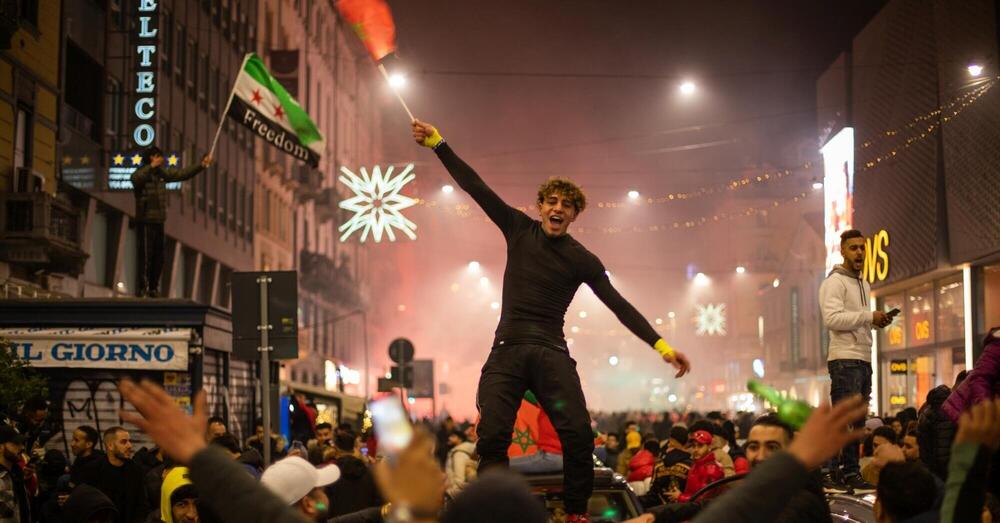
627, 449, 656, 482
679, 452, 724, 502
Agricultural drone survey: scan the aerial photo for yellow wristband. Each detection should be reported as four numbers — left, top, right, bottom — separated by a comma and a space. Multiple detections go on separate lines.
654, 339, 675, 358
422, 128, 444, 149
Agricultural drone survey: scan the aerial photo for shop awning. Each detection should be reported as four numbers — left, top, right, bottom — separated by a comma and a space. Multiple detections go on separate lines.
1, 327, 193, 370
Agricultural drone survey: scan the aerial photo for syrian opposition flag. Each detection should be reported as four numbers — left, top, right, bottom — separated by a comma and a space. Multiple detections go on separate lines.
335, 0, 397, 62
226, 54, 324, 167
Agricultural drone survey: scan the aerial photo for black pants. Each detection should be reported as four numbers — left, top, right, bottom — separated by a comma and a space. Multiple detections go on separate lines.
828, 359, 872, 477
475, 344, 594, 514
136, 221, 165, 296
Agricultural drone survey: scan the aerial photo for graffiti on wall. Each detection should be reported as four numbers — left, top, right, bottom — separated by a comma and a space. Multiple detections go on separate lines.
45, 375, 156, 456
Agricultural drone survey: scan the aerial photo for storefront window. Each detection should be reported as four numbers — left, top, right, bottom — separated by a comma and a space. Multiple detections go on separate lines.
882, 294, 906, 351
985, 265, 1000, 330
906, 283, 934, 347
936, 275, 964, 342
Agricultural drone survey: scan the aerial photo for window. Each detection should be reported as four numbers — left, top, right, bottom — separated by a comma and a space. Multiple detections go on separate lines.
219, 171, 228, 223
208, 168, 217, 218
187, 40, 197, 98
984, 265, 1000, 332
175, 25, 186, 81
161, 12, 172, 75
84, 210, 109, 286
907, 283, 934, 347
936, 275, 964, 343
106, 77, 122, 146
199, 53, 209, 109
229, 180, 237, 230
13, 106, 32, 171
210, 67, 220, 120
882, 293, 906, 351
19, 0, 38, 27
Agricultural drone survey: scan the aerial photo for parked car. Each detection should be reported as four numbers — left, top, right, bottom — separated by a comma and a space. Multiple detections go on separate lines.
520, 466, 644, 522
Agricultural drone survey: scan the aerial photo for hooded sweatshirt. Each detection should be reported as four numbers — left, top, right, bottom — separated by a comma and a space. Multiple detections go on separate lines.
160, 467, 195, 523
62, 484, 118, 523
819, 265, 873, 361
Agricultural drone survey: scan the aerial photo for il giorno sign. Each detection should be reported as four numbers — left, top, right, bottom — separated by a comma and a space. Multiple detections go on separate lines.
861, 229, 890, 284
0, 328, 191, 370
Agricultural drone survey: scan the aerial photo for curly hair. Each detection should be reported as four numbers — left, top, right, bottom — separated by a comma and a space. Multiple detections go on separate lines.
536, 178, 587, 213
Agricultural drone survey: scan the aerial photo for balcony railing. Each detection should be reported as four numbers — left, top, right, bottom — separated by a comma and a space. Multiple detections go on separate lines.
299, 250, 361, 308
0, 191, 87, 275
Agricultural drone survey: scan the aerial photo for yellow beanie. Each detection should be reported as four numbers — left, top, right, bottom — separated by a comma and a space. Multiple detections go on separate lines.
626, 431, 641, 450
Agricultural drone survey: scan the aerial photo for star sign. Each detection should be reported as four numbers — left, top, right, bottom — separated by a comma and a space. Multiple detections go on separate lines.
251, 89, 263, 105
62, 155, 72, 166
338, 164, 417, 243
112, 154, 125, 166
131, 154, 144, 166
511, 427, 534, 453
80, 155, 90, 165
274, 104, 285, 120
167, 154, 179, 166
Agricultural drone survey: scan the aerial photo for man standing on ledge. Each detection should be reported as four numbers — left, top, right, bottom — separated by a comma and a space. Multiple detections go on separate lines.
819, 228, 891, 492
413, 120, 690, 523
131, 147, 213, 297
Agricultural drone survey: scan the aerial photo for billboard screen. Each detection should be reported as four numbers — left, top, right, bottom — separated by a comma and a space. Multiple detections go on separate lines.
820, 127, 854, 274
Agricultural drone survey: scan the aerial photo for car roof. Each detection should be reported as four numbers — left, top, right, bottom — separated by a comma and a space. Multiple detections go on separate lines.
522, 467, 623, 490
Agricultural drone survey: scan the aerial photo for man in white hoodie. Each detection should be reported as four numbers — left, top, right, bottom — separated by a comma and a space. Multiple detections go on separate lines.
819, 229, 892, 491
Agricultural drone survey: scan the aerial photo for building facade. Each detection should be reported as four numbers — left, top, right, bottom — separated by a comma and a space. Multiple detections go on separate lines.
817, 0, 1000, 414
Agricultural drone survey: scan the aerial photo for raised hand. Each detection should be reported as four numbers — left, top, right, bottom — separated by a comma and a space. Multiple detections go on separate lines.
118, 379, 208, 464
412, 120, 441, 148
663, 350, 691, 378
787, 394, 867, 469
954, 397, 1000, 451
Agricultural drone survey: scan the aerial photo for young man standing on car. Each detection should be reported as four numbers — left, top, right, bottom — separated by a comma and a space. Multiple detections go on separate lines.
820, 229, 892, 491
413, 120, 690, 523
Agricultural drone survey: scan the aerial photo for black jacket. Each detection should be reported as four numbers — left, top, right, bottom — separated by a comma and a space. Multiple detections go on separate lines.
917, 384, 955, 480
61, 483, 118, 523
131, 163, 203, 222
325, 455, 383, 517
74, 457, 150, 523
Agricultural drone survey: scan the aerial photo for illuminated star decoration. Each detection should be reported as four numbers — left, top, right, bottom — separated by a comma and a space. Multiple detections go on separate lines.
695, 303, 727, 336
167, 154, 179, 166
112, 154, 125, 166
131, 154, 143, 166
337, 164, 417, 243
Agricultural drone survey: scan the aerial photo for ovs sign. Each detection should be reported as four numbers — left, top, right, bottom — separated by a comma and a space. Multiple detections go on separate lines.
862, 229, 890, 284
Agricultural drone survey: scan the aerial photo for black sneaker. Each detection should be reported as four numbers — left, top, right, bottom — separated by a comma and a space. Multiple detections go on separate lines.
843, 473, 875, 494
822, 470, 848, 493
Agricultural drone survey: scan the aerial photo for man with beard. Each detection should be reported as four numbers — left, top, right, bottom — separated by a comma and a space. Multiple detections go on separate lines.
819, 229, 892, 491
76, 427, 149, 522
0, 425, 30, 522
413, 120, 690, 523
70, 425, 104, 485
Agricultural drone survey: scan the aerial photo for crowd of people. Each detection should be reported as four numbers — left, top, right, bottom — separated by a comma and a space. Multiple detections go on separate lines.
0, 359, 996, 523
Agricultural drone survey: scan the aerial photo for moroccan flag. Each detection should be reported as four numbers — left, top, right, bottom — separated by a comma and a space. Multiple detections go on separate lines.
226, 53, 324, 167
335, 0, 397, 62
508, 391, 562, 458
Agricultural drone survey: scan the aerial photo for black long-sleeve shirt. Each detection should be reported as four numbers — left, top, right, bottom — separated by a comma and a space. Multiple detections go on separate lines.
434, 143, 661, 351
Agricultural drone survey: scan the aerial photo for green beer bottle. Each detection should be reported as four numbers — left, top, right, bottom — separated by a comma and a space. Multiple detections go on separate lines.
747, 380, 813, 429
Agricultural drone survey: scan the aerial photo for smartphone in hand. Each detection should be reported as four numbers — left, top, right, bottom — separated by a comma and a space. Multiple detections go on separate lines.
369, 396, 413, 458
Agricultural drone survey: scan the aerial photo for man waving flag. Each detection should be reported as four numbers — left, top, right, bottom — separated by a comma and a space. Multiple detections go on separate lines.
214, 53, 324, 167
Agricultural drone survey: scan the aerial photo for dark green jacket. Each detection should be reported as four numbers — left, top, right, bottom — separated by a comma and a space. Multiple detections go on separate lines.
131, 164, 204, 222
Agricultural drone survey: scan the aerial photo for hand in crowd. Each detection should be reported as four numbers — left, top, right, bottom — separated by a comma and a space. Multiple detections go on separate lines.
373, 427, 445, 519
118, 378, 208, 464
663, 350, 691, 378
787, 394, 867, 469
201, 154, 215, 167
954, 397, 1000, 451
871, 443, 905, 468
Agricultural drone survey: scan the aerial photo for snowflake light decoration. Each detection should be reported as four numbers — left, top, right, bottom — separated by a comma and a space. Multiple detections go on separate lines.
338, 164, 417, 243
695, 303, 727, 336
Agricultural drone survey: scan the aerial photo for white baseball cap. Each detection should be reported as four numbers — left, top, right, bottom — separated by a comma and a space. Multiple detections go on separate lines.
260, 456, 341, 505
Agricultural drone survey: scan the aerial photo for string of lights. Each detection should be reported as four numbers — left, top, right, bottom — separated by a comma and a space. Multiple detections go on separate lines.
860, 77, 996, 171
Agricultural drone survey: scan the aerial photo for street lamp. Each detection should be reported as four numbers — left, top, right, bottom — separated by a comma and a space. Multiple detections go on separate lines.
694, 272, 710, 286
679, 80, 697, 95
388, 73, 407, 88
735, 266, 746, 274
627, 190, 640, 200
442, 184, 454, 194
467, 261, 481, 272
968, 64, 984, 77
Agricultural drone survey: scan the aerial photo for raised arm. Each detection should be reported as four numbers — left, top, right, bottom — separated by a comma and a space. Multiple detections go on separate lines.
413, 120, 528, 234
162, 154, 214, 183
588, 273, 690, 377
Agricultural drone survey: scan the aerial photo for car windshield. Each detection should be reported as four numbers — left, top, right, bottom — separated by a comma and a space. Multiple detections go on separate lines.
537, 490, 635, 523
